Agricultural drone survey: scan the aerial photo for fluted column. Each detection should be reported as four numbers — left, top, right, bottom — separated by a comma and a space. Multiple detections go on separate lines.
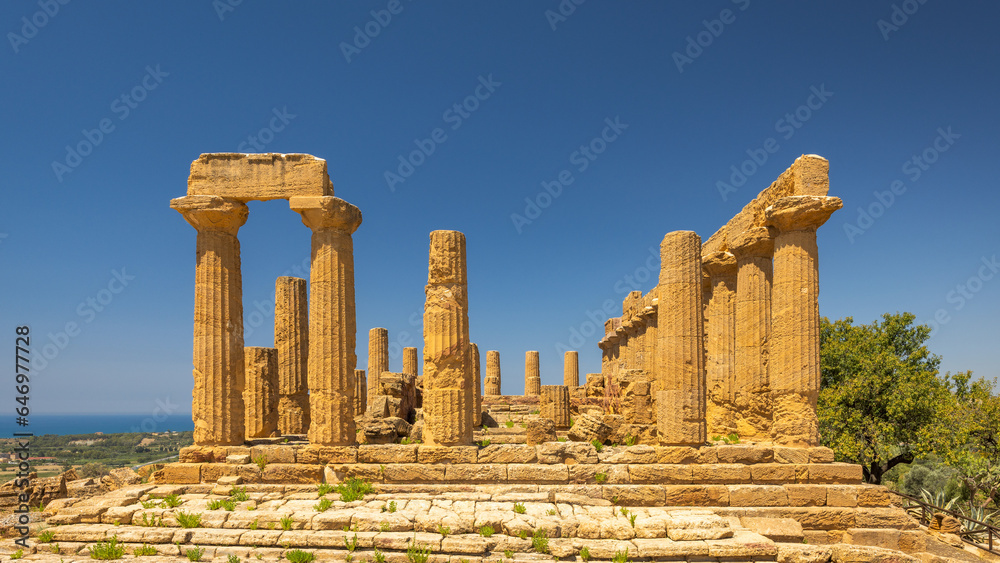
290, 196, 362, 446
171, 195, 248, 446
275, 276, 309, 434
765, 195, 842, 447
244, 346, 279, 439
654, 231, 706, 445
540, 385, 571, 429
729, 226, 774, 442
470, 343, 482, 427
524, 351, 541, 396
702, 251, 738, 437
564, 351, 579, 387
423, 230, 473, 446
354, 369, 367, 416
367, 328, 389, 406
402, 347, 419, 377
485, 350, 501, 395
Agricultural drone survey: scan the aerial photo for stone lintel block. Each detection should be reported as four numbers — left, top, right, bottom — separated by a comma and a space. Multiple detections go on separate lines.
249, 445, 296, 464
382, 463, 447, 483
443, 464, 507, 482
716, 445, 774, 464
627, 464, 693, 484
854, 507, 919, 530
807, 463, 863, 484
508, 463, 569, 483
358, 444, 418, 464
152, 463, 202, 484
857, 485, 892, 507
728, 484, 788, 507
690, 464, 751, 484
327, 464, 384, 483
784, 484, 827, 507
843, 528, 901, 551
417, 446, 478, 464
773, 446, 810, 464
298, 446, 358, 465
477, 444, 537, 464
601, 484, 665, 506
261, 463, 322, 484
187, 153, 333, 201
750, 463, 798, 484
808, 447, 836, 463
826, 485, 859, 507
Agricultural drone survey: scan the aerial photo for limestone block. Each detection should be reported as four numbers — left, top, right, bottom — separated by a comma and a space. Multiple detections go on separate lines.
728, 484, 788, 506
536, 442, 599, 464
477, 444, 537, 464
807, 463, 863, 484
628, 464, 693, 484
244, 346, 279, 439
690, 464, 751, 484
568, 413, 612, 443
741, 517, 804, 542
664, 510, 733, 541
784, 484, 827, 507
525, 417, 557, 446
540, 385, 571, 429
187, 153, 332, 200
358, 444, 418, 464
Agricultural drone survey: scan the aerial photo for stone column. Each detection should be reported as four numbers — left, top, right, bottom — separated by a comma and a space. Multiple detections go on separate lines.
729, 226, 775, 442
170, 195, 248, 446
402, 347, 419, 377
290, 196, 362, 446
244, 346, 279, 439
423, 230, 473, 446
470, 343, 482, 427
702, 251, 738, 437
524, 351, 541, 396
563, 351, 579, 387
367, 328, 389, 406
485, 350, 501, 395
354, 369, 366, 417
275, 276, 309, 434
655, 231, 706, 445
540, 385, 571, 429
765, 195, 842, 447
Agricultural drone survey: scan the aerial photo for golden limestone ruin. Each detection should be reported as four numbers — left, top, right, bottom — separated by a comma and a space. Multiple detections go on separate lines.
25, 153, 987, 563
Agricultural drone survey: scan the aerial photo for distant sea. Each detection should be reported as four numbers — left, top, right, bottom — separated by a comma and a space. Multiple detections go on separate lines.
1, 413, 194, 437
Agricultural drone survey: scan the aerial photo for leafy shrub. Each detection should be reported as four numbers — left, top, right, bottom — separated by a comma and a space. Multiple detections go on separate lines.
175, 511, 202, 529
88, 536, 126, 560
285, 549, 316, 563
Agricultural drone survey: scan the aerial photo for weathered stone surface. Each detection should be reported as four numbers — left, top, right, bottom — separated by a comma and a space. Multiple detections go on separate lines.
470, 342, 482, 428
830, 544, 918, 563
524, 351, 541, 396
741, 516, 804, 542
261, 463, 322, 484
152, 463, 201, 484
656, 231, 706, 445
665, 510, 733, 540
540, 385, 571, 429
766, 195, 842, 446
275, 276, 310, 433
171, 195, 248, 446
808, 463, 863, 484
444, 464, 507, 483
628, 464, 693, 484
100, 468, 139, 492
187, 153, 332, 200
508, 464, 568, 482
423, 231, 474, 446
751, 463, 799, 484
564, 351, 579, 387
291, 195, 363, 446
354, 368, 367, 417
703, 250, 738, 438
367, 327, 389, 408
484, 350, 501, 395
568, 413, 612, 443
717, 445, 774, 464
777, 543, 833, 563
729, 484, 789, 506
785, 484, 827, 506
358, 444, 418, 464
525, 417, 557, 446
477, 444, 537, 464
690, 464, 751, 484
537, 442, 599, 464
297, 446, 358, 464
244, 346, 279, 439
417, 446, 478, 464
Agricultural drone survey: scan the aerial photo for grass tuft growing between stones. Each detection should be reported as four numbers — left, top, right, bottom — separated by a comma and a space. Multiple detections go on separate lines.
285, 550, 316, 563
175, 511, 202, 529
406, 542, 431, 563
513, 502, 526, 514
336, 478, 374, 502
185, 546, 204, 561
532, 529, 549, 553
88, 536, 125, 560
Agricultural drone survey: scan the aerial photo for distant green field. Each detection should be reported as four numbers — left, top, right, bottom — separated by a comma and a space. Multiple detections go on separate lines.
0, 430, 193, 474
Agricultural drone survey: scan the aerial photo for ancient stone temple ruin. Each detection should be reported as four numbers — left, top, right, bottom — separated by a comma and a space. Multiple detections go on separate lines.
21, 153, 987, 563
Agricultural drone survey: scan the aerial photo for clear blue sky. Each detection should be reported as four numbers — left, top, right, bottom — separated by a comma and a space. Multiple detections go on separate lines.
1, 1, 997, 417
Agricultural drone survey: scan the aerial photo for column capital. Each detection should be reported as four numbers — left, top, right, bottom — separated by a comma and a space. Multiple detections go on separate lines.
765, 195, 843, 233
171, 195, 248, 234
702, 251, 737, 277
728, 226, 775, 258
290, 196, 362, 234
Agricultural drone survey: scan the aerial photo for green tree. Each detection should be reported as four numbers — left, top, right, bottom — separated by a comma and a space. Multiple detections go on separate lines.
79, 462, 111, 479
819, 312, 950, 484
941, 371, 1000, 508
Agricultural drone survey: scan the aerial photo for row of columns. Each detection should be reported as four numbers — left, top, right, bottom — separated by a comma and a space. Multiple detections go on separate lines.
599, 195, 841, 447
